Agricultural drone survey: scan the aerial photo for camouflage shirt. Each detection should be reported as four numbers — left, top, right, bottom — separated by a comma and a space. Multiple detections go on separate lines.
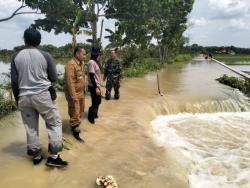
104, 59, 123, 80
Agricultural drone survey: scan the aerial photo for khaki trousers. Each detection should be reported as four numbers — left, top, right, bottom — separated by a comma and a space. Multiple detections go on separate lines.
66, 96, 84, 127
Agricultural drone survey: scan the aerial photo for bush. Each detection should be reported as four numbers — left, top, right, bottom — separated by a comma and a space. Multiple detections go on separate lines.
0, 88, 17, 118
124, 58, 161, 77
217, 74, 250, 96
174, 54, 193, 62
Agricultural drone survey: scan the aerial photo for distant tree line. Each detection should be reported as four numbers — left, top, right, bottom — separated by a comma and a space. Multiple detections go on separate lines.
0, 43, 92, 61
0, 43, 169, 67
1, 0, 194, 63
182, 44, 250, 55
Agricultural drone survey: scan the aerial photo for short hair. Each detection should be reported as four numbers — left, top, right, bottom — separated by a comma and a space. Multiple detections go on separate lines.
23, 28, 41, 46
114, 47, 119, 53
74, 46, 84, 56
111, 48, 119, 55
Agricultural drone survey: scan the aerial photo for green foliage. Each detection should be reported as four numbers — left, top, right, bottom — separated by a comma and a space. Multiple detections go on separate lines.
22, 0, 109, 47
174, 54, 193, 62
214, 55, 250, 63
121, 46, 142, 68
124, 58, 161, 77
217, 75, 250, 96
30, 0, 88, 34
106, 0, 194, 61
0, 49, 12, 61
0, 43, 92, 61
0, 87, 17, 118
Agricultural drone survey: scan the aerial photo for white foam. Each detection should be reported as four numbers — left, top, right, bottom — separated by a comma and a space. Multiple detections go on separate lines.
151, 112, 250, 188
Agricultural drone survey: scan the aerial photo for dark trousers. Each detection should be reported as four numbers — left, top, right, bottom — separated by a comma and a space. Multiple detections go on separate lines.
88, 86, 101, 123
105, 78, 120, 99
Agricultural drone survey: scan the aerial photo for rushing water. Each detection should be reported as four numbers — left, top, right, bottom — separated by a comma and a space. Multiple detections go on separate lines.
149, 58, 250, 188
152, 112, 250, 188
0, 57, 249, 188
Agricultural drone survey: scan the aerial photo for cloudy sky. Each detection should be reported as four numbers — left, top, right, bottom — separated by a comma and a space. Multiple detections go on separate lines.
1, 0, 250, 49
185, 0, 250, 47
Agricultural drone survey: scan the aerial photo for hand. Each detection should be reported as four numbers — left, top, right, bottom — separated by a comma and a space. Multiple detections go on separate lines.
95, 87, 101, 96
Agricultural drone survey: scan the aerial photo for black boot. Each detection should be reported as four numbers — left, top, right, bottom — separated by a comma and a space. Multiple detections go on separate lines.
114, 93, 120, 100
71, 126, 84, 142
93, 108, 98, 119
88, 107, 95, 124
105, 90, 111, 100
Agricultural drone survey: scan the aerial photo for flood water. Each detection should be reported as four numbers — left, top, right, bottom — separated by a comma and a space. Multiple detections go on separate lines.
0, 57, 249, 188
0, 61, 65, 85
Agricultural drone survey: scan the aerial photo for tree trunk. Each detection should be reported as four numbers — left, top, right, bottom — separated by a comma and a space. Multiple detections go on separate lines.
72, 34, 77, 54
163, 46, 167, 62
99, 19, 104, 46
90, 4, 98, 46
159, 45, 164, 64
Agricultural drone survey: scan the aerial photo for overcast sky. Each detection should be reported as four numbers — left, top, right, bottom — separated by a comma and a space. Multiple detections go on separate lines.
1, 0, 250, 49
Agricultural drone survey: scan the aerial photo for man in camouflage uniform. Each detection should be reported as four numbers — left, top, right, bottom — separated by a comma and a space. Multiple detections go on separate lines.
103, 48, 122, 100
65, 46, 86, 142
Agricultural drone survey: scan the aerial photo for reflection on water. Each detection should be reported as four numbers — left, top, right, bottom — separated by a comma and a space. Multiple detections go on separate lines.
222, 60, 250, 73
0, 58, 249, 188
230, 65, 250, 73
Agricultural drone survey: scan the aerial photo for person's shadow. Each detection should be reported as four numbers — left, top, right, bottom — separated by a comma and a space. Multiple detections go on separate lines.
2, 141, 27, 158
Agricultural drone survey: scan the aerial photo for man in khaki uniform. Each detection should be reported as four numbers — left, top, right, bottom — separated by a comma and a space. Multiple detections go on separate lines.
65, 46, 86, 142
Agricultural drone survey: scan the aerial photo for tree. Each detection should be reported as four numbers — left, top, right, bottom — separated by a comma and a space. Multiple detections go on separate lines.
104, 24, 124, 49
0, 0, 41, 22
27, 0, 89, 53
105, 0, 194, 62
20, 0, 112, 48
105, 0, 152, 48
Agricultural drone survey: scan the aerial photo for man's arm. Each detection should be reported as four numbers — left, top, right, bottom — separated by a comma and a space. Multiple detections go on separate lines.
10, 55, 19, 103
118, 60, 123, 80
65, 63, 77, 99
41, 51, 58, 82
103, 59, 110, 81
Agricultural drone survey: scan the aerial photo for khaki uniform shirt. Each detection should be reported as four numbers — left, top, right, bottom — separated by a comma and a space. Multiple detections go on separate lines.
65, 58, 85, 99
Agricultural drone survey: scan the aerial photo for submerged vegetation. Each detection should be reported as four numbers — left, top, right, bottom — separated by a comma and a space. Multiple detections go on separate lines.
217, 74, 250, 97
0, 86, 17, 118
123, 58, 162, 78
214, 55, 250, 63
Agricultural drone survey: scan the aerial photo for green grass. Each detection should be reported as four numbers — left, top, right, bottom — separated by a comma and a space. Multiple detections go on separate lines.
214, 54, 250, 63
123, 58, 162, 77
216, 74, 250, 96
123, 55, 194, 78
174, 54, 194, 62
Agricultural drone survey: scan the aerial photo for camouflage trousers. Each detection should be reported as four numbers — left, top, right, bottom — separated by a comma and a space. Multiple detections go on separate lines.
105, 78, 120, 100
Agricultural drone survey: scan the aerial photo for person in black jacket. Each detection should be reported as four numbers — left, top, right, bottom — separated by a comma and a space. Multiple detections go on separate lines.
87, 46, 102, 124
